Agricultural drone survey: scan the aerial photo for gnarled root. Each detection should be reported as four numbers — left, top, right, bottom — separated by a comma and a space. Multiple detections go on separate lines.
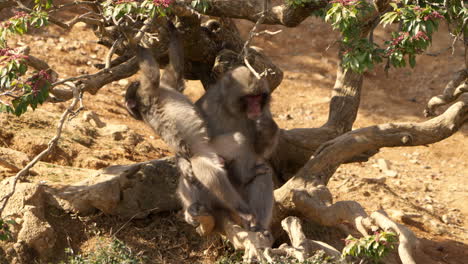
278, 216, 341, 261
288, 185, 419, 264
371, 210, 419, 264
292, 186, 373, 237
220, 215, 274, 263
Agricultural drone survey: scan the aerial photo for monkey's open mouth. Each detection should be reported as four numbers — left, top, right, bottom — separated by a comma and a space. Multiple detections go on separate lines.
245, 95, 263, 120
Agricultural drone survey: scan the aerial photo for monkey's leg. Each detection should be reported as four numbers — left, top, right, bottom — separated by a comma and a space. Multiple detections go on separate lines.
245, 160, 274, 236
190, 154, 255, 226
177, 177, 216, 235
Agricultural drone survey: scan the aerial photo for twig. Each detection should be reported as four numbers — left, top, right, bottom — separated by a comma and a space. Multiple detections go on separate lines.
51, 71, 105, 88
0, 85, 82, 215
241, 0, 269, 79
111, 207, 160, 237
105, 38, 123, 69
253, 29, 282, 37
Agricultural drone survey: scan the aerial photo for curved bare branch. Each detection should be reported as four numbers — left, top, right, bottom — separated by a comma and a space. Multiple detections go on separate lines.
424, 69, 468, 117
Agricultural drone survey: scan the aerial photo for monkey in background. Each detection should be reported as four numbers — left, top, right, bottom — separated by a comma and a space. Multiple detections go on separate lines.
124, 21, 256, 231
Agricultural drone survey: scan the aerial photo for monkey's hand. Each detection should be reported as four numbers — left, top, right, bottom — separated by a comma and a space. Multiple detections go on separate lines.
254, 159, 272, 177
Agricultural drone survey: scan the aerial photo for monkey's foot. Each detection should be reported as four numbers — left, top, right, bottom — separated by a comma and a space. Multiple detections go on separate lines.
194, 214, 215, 236
185, 203, 215, 235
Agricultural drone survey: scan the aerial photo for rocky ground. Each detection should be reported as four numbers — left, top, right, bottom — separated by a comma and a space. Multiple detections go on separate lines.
0, 16, 467, 264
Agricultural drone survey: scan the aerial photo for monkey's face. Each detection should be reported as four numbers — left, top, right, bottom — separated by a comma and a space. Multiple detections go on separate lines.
241, 93, 270, 120
225, 67, 271, 120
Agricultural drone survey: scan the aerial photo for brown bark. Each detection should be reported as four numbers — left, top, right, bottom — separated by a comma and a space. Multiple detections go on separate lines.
175, 0, 328, 27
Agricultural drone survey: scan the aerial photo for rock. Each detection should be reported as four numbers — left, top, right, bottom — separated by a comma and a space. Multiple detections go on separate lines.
17, 206, 56, 259
0, 179, 56, 260
377, 159, 391, 171
0, 148, 30, 172
441, 214, 456, 225
409, 159, 419, 164
278, 114, 293, 120
118, 79, 130, 86
429, 220, 446, 235
74, 22, 87, 29
423, 182, 433, 192
80, 157, 110, 170
101, 124, 129, 140
384, 170, 398, 177
82, 111, 106, 128
45, 158, 180, 219
376, 159, 398, 177
362, 177, 386, 184
125, 132, 144, 146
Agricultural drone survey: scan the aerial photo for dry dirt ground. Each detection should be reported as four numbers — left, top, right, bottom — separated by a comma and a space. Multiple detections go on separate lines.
0, 17, 467, 264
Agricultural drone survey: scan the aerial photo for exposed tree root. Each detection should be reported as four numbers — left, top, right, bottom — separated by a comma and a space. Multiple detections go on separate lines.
290, 186, 420, 264
371, 210, 419, 264
221, 215, 273, 263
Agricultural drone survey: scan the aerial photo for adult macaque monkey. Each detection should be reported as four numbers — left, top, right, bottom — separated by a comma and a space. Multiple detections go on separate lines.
124, 21, 255, 232
196, 66, 279, 234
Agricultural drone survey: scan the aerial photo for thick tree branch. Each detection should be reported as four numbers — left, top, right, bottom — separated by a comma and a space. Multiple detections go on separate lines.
175, 0, 327, 27
278, 93, 468, 198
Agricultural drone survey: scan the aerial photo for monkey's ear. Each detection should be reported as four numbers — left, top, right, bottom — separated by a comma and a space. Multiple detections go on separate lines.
125, 99, 143, 120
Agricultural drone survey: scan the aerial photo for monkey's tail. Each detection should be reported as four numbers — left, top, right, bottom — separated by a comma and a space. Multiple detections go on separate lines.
136, 46, 161, 96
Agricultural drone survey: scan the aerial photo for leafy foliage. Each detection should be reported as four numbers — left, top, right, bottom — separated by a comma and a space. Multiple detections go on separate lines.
101, 0, 174, 21
342, 231, 398, 263
322, 0, 463, 73
0, 218, 15, 241
60, 239, 146, 264
191, 0, 210, 13
0, 0, 53, 116
0, 48, 51, 116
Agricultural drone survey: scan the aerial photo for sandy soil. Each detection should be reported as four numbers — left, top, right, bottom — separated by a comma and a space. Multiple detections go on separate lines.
0, 16, 467, 264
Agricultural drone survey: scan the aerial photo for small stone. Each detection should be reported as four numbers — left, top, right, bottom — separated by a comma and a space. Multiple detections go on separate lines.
118, 79, 129, 86
112, 132, 124, 141
362, 177, 386, 184
377, 159, 391, 171
90, 54, 97, 59
424, 204, 435, 213
75, 22, 87, 29
384, 170, 398, 177
363, 191, 371, 197
59, 37, 65, 42
423, 165, 431, 169
429, 220, 446, 235
423, 182, 432, 192
83, 111, 106, 128
409, 159, 419, 164
441, 214, 456, 225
